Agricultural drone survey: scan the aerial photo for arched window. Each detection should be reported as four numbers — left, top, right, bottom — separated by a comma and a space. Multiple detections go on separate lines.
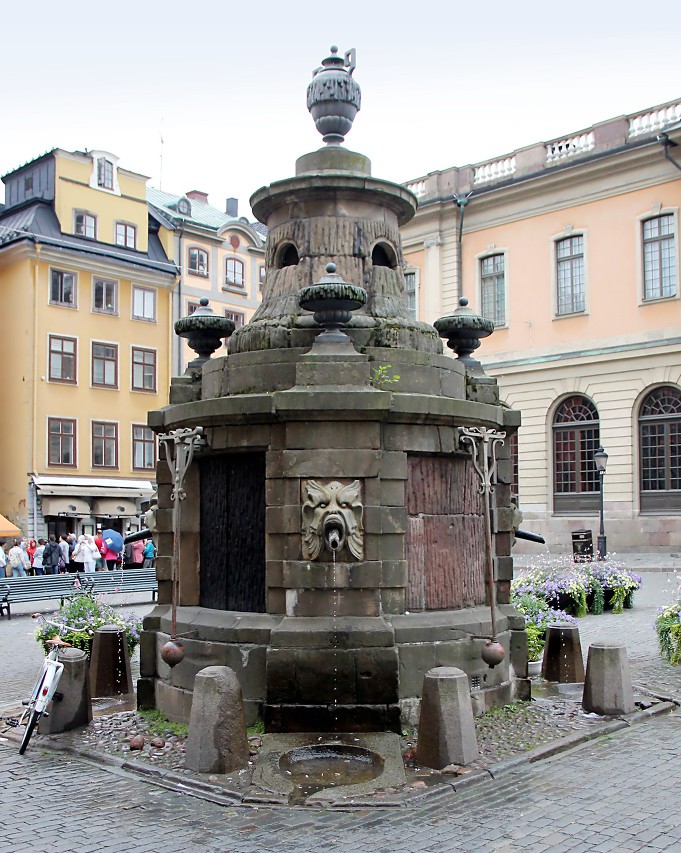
188, 248, 208, 276
225, 258, 244, 288
639, 386, 681, 511
553, 396, 600, 512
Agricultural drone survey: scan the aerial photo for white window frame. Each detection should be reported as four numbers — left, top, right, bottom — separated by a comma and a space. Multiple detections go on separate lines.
476, 250, 508, 328
132, 286, 156, 322
403, 267, 419, 320
49, 268, 78, 308
637, 207, 679, 305
92, 277, 118, 315
74, 210, 97, 239
552, 230, 588, 318
115, 221, 137, 250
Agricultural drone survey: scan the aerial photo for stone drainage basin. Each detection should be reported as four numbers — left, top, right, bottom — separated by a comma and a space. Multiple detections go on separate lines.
250, 732, 406, 805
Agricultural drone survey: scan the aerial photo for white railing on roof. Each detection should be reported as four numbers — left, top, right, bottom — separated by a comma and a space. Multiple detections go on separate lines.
629, 103, 681, 137
406, 180, 426, 198
473, 156, 516, 185
546, 132, 595, 163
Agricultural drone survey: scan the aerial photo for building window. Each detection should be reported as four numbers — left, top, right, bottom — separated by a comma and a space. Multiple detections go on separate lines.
93, 278, 118, 314
92, 342, 118, 388
48, 336, 77, 384
50, 269, 76, 307
74, 211, 96, 239
552, 395, 600, 513
97, 158, 114, 189
480, 254, 506, 326
92, 421, 118, 468
643, 215, 676, 300
404, 271, 417, 320
225, 258, 244, 288
556, 235, 585, 315
48, 418, 76, 467
223, 310, 244, 346
115, 222, 136, 249
639, 386, 681, 511
132, 286, 156, 321
187, 301, 200, 315
188, 248, 209, 276
132, 425, 156, 470
259, 265, 266, 290
132, 347, 157, 392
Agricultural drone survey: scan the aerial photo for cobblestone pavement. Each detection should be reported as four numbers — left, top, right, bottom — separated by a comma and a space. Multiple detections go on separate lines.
2, 714, 681, 851
2, 571, 681, 851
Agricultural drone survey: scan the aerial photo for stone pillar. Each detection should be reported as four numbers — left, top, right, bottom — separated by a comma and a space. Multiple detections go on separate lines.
185, 666, 249, 773
583, 643, 635, 715
416, 666, 478, 769
38, 647, 91, 734
422, 234, 443, 324
541, 623, 585, 683
90, 624, 134, 697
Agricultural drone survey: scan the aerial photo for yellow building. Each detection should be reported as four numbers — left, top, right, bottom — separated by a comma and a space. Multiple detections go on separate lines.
147, 188, 265, 374
402, 99, 681, 552
0, 149, 177, 538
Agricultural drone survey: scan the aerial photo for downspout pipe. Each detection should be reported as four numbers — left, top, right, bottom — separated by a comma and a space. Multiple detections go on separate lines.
176, 224, 185, 376
658, 133, 681, 173
454, 192, 473, 301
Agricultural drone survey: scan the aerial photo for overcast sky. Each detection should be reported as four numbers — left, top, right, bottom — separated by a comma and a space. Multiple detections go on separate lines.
3, 1, 680, 220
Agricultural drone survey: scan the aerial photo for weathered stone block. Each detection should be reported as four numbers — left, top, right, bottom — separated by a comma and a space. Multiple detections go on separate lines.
266, 648, 298, 703
364, 533, 404, 562
416, 667, 479, 769
295, 649, 357, 704
583, 643, 635, 715
139, 628, 157, 678
266, 505, 300, 534
495, 556, 514, 581
379, 451, 408, 480
39, 648, 91, 735
155, 678, 193, 723
286, 588, 380, 617
355, 647, 399, 704
185, 666, 249, 774
285, 420, 380, 450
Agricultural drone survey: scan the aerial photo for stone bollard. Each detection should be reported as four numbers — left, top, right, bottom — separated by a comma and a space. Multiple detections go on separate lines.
38, 647, 92, 734
583, 643, 635, 715
541, 623, 585, 683
416, 666, 478, 769
89, 624, 134, 698
185, 666, 249, 774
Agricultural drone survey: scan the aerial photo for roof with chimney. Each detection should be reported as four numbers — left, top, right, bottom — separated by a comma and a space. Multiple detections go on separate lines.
147, 187, 266, 243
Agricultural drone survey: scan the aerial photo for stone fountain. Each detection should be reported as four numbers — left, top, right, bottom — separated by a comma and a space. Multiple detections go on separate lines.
139, 47, 523, 754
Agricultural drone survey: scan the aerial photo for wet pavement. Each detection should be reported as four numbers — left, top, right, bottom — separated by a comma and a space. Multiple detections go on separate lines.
2, 564, 681, 850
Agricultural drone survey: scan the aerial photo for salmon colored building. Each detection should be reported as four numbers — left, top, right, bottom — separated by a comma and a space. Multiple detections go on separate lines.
0, 149, 177, 538
402, 100, 681, 552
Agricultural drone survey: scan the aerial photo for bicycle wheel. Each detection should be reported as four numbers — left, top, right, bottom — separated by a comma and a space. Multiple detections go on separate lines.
19, 708, 41, 755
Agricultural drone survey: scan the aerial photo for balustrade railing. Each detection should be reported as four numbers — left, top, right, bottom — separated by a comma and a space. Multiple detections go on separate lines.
406, 180, 426, 199
629, 103, 681, 137
546, 132, 595, 163
473, 156, 516, 185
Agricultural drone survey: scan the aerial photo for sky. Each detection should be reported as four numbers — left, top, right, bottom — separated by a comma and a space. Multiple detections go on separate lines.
3, 1, 681, 220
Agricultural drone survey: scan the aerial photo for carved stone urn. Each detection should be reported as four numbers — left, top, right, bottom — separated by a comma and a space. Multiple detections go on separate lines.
174, 297, 235, 371
298, 262, 367, 346
434, 297, 494, 375
306, 46, 361, 145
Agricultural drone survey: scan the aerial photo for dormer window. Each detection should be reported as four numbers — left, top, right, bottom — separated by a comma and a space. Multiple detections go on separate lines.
97, 158, 114, 189
74, 211, 96, 239
89, 151, 120, 195
177, 197, 192, 216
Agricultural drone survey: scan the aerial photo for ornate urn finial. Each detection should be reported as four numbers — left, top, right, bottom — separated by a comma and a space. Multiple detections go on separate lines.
174, 297, 235, 371
433, 297, 494, 375
299, 262, 367, 348
307, 46, 361, 146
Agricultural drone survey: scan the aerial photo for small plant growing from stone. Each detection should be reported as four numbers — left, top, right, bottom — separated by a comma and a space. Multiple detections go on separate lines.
370, 364, 400, 388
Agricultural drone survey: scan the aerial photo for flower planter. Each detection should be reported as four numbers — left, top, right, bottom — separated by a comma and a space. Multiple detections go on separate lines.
528, 658, 543, 677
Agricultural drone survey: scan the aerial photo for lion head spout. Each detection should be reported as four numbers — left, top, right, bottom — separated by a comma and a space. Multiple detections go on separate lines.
301, 479, 364, 561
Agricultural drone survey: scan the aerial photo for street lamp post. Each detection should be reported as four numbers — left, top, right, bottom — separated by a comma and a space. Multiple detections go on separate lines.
594, 445, 608, 560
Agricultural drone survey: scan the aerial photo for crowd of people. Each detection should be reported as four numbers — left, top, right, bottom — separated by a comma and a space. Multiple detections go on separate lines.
0, 530, 155, 578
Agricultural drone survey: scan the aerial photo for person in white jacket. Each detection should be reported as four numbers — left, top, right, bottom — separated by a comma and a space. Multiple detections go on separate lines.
72, 534, 99, 573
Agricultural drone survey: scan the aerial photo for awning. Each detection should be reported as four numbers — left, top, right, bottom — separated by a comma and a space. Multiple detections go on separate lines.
33, 475, 154, 500
92, 497, 140, 517
40, 496, 91, 517
0, 513, 21, 537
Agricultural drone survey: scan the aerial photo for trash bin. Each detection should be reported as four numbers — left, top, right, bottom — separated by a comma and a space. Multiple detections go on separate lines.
571, 529, 593, 562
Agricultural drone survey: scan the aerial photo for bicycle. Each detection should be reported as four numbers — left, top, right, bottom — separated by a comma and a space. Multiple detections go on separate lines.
9, 616, 92, 755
